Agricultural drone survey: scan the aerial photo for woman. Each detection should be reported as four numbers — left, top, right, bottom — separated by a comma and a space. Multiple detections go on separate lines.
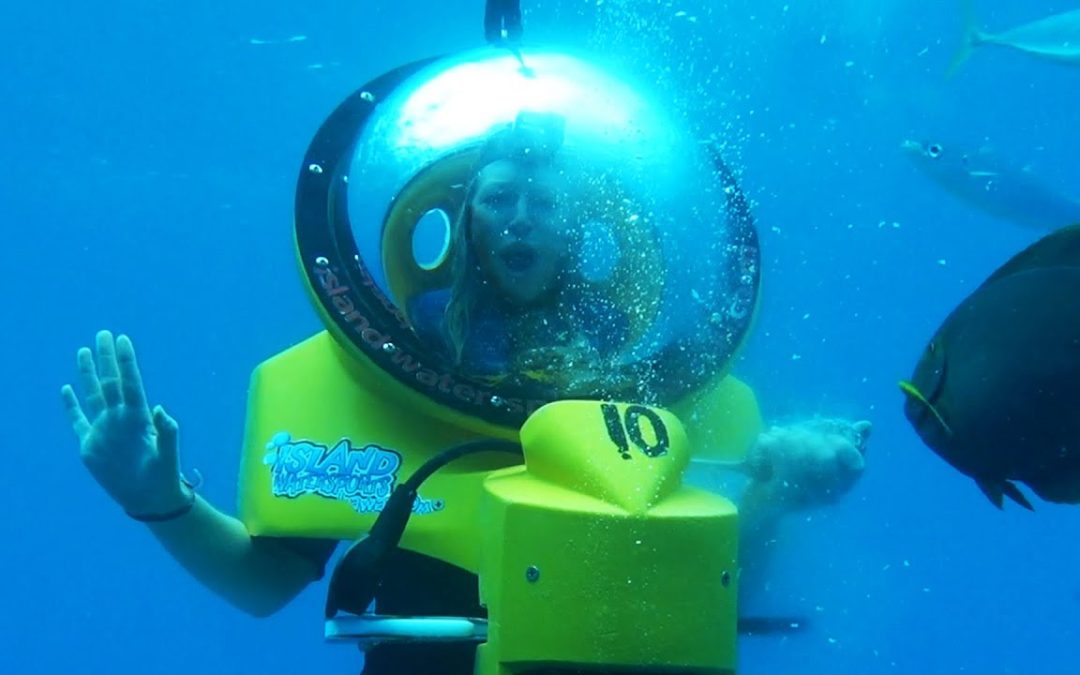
60, 122, 870, 673
408, 115, 630, 395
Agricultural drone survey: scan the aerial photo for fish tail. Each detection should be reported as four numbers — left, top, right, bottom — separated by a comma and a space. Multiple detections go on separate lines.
946, 0, 983, 79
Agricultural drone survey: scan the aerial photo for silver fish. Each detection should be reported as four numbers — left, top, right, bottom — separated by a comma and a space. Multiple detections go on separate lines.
901, 139, 1080, 231
949, 1, 1080, 75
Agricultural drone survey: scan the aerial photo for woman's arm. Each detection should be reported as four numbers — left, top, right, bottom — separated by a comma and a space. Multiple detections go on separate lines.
736, 419, 871, 597
146, 492, 334, 617
62, 330, 332, 618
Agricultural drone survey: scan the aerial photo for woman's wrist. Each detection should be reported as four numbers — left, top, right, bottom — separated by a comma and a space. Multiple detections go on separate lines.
125, 479, 197, 523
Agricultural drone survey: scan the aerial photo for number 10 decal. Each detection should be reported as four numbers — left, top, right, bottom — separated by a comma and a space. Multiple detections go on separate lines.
600, 404, 670, 459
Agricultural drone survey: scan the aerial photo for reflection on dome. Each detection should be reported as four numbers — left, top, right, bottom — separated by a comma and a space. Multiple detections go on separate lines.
336, 46, 759, 413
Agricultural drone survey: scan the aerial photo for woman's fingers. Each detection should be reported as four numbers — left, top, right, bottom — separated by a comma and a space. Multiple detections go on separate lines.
152, 405, 180, 475
60, 384, 92, 440
76, 346, 105, 419
75, 331, 149, 417
96, 331, 123, 408
115, 334, 148, 411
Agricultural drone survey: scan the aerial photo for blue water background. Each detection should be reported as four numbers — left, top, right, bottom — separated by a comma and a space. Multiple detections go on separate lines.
3, 0, 1078, 673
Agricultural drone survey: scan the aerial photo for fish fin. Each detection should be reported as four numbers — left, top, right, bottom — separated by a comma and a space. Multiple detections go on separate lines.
977, 223, 1080, 288
976, 478, 1004, 509
976, 478, 1034, 510
1001, 480, 1035, 510
946, 0, 983, 79
898, 380, 954, 436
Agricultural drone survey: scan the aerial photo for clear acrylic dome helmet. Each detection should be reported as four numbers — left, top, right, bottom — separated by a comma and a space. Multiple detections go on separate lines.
295, 46, 761, 430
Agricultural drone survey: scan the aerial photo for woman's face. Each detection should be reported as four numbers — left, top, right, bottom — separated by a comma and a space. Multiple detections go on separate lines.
468, 159, 572, 306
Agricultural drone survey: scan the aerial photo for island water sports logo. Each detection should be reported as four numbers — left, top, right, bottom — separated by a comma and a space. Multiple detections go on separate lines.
263, 432, 445, 515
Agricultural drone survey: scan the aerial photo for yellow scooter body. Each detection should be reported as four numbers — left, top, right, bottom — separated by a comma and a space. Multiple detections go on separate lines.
238, 331, 518, 572
238, 332, 754, 673
476, 400, 738, 674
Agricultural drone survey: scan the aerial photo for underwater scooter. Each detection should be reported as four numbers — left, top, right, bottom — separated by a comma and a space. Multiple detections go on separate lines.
235, 16, 768, 675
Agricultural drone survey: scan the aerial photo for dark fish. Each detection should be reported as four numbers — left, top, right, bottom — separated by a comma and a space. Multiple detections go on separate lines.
900, 223, 1080, 509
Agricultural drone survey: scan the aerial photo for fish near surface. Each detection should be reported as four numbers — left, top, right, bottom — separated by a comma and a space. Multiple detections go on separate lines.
900, 223, 1080, 509
948, 1, 1080, 76
901, 139, 1080, 232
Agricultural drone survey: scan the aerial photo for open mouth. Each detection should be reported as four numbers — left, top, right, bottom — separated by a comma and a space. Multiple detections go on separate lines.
500, 244, 537, 272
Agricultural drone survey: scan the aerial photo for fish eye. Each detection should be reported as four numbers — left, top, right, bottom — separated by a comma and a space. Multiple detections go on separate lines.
927, 144, 943, 159
928, 340, 936, 353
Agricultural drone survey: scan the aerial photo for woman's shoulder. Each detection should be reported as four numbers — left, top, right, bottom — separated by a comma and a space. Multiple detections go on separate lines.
406, 288, 453, 339
408, 288, 452, 316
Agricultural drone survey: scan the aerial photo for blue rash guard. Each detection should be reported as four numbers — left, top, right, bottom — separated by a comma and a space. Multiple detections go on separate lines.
407, 288, 629, 377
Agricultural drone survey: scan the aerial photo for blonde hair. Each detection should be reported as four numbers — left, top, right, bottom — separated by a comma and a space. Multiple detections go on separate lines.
443, 187, 484, 367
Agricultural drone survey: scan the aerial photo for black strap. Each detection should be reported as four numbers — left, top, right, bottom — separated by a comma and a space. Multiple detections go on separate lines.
325, 440, 522, 618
